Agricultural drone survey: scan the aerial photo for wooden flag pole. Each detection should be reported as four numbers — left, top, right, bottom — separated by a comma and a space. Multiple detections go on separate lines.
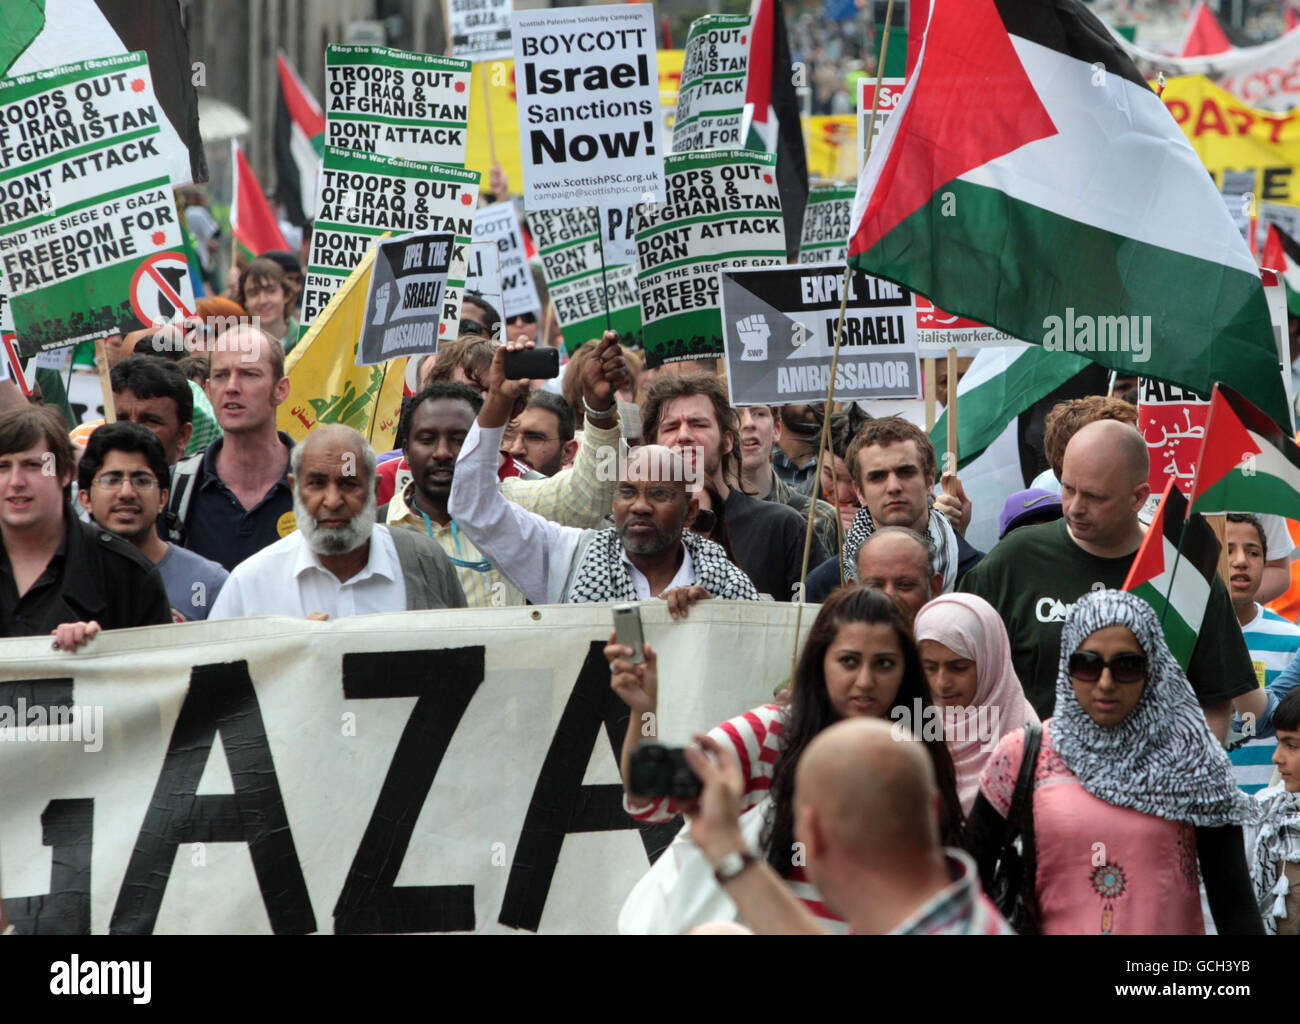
944, 347, 958, 494
790, 0, 897, 685
481, 63, 498, 165
924, 357, 936, 431
1206, 513, 1230, 584
95, 338, 116, 423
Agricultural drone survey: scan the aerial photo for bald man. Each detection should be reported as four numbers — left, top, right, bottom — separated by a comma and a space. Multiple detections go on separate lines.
856, 527, 942, 628
209, 424, 464, 619
962, 420, 1255, 734
684, 719, 1010, 934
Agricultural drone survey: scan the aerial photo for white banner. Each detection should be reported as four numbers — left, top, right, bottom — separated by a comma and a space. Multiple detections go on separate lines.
511, 4, 665, 209
450, 0, 515, 63
0, 603, 809, 934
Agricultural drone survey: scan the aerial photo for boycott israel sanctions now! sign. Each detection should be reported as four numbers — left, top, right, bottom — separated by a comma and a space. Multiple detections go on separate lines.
721, 263, 919, 406
472, 202, 541, 322
635, 149, 785, 366
302, 146, 479, 344
324, 46, 473, 168
512, 4, 665, 209
0, 603, 808, 934
0, 52, 193, 357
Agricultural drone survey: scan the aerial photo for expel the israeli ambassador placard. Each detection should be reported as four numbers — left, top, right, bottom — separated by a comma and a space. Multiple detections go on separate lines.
721, 264, 920, 406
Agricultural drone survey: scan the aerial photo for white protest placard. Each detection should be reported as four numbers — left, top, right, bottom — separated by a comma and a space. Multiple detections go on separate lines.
464, 240, 504, 324
858, 77, 906, 174
914, 295, 1023, 351
302, 145, 479, 346
472, 202, 541, 321
635, 149, 784, 367
672, 14, 749, 153
512, 4, 665, 210
450, 0, 515, 63
0, 602, 809, 934
798, 183, 854, 264
324, 45, 472, 168
721, 263, 920, 406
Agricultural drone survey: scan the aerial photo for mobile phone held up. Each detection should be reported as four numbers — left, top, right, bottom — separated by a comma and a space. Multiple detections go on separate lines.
612, 604, 645, 664
503, 345, 559, 380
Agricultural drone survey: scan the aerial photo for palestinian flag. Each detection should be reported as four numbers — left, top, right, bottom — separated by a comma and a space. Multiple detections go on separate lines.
231, 141, 290, 260
849, 0, 1292, 430
2, 0, 207, 185
275, 51, 325, 228
742, 0, 807, 261
932, 343, 1088, 468
1262, 224, 1300, 318
1179, 1, 1231, 58
1189, 384, 1300, 519
177, 216, 207, 300
1123, 479, 1220, 670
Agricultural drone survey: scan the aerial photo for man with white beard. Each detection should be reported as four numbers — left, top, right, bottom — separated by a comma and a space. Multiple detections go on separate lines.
209, 424, 465, 619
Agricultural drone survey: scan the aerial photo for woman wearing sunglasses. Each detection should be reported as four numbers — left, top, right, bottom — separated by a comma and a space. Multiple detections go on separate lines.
968, 589, 1263, 934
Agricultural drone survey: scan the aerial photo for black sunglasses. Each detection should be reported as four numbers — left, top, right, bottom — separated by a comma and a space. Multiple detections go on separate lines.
1068, 651, 1147, 684
508, 312, 537, 325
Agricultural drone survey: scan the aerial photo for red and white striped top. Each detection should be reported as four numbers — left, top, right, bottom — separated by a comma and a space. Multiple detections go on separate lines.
628, 703, 847, 931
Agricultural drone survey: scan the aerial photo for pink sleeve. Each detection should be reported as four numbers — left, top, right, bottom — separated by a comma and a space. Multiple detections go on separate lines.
979, 727, 1026, 819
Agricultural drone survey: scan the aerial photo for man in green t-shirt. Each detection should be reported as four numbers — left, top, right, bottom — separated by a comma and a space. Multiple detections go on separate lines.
961, 419, 1254, 739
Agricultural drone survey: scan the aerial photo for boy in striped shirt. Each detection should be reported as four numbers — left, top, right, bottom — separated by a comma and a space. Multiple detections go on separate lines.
1228, 514, 1300, 793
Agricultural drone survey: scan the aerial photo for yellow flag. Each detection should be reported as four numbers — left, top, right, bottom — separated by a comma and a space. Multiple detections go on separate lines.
278, 242, 408, 451
1160, 74, 1300, 208
806, 114, 857, 181
466, 52, 686, 196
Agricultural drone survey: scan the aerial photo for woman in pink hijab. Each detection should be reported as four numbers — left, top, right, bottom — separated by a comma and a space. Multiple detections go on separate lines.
914, 593, 1039, 813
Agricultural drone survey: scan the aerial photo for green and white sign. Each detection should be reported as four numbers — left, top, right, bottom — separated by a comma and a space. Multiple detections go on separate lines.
798, 183, 854, 264
672, 14, 749, 153
0, 52, 191, 356
303, 145, 479, 344
635, 149, 784, 366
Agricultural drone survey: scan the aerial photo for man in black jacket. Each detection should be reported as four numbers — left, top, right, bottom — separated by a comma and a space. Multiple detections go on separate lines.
0, 406, 171, 649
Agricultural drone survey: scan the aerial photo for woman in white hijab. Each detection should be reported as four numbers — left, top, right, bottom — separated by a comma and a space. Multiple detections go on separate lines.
914, 593, 1039, 814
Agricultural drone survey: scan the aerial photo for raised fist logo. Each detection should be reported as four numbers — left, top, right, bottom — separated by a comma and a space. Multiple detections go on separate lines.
737, 314, 770, 362
371, 283, 392, 326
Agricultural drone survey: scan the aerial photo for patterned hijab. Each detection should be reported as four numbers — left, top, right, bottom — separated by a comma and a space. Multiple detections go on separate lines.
1052, 590, 1259, 828
913, 593, 1039, 814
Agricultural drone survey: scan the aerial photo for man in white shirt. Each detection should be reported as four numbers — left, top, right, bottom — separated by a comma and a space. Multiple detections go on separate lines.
210, 424, 464, 619
449, 343, 761, 610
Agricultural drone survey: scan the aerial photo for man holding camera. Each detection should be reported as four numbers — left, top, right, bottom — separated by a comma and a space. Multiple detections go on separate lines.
449, 342, 761, 609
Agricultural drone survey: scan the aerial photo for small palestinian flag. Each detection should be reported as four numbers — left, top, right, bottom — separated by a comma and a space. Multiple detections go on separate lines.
1189, 384, 1300, 519
1123, 479, 1220, 670
231, 141, 289, 259
1261, 223, 1300, 318
2, 0, 207, 184
848, 0, 1291, 429
742, 0, 807, 260
1178, 1, 1231, 58
275, 51, 325, 228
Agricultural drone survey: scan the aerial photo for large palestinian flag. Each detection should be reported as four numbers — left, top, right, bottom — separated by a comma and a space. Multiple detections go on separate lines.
1, 0, 207, 184
275, 52, 325, 228
1189, 383, 1300, 519
743, 0, 807, 261
849, 0, 1291, 430
1123, 479, 1220, 671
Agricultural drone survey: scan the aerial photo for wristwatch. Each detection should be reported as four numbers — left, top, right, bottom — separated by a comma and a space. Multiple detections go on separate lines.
713, 850, 757, 885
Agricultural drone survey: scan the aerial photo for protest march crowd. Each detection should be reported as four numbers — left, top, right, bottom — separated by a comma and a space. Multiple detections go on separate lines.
4, 0, 1300, 941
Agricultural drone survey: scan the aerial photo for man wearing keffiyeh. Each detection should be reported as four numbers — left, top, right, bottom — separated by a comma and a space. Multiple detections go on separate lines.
449, 342, 761, 610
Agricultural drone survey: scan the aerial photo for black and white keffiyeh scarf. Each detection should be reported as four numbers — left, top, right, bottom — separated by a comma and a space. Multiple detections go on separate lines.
841, 504, 958, 592
564, 528, 760, 604
1251, 786, 1300, 934
1052, 590, 1259, 829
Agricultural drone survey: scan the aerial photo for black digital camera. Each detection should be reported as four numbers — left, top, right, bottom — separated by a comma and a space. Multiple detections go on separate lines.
627, 743, 702, 800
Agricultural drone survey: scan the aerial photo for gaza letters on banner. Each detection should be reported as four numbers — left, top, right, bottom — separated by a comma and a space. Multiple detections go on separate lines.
472, 202, 541, 323
324, 45, 472, 168
0, 53, 193, 357
511, 3, 665, 210
303, 146, 479, 346
450, 0, 515, 63
0, 602, 810, 935
798, 183, 855, 264
527, 205, 642, 352
672, 14, 749, 154
636, 149, 785, 367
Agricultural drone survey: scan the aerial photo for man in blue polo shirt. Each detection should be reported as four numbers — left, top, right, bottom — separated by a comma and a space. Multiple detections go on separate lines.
177, 325, 295, 571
